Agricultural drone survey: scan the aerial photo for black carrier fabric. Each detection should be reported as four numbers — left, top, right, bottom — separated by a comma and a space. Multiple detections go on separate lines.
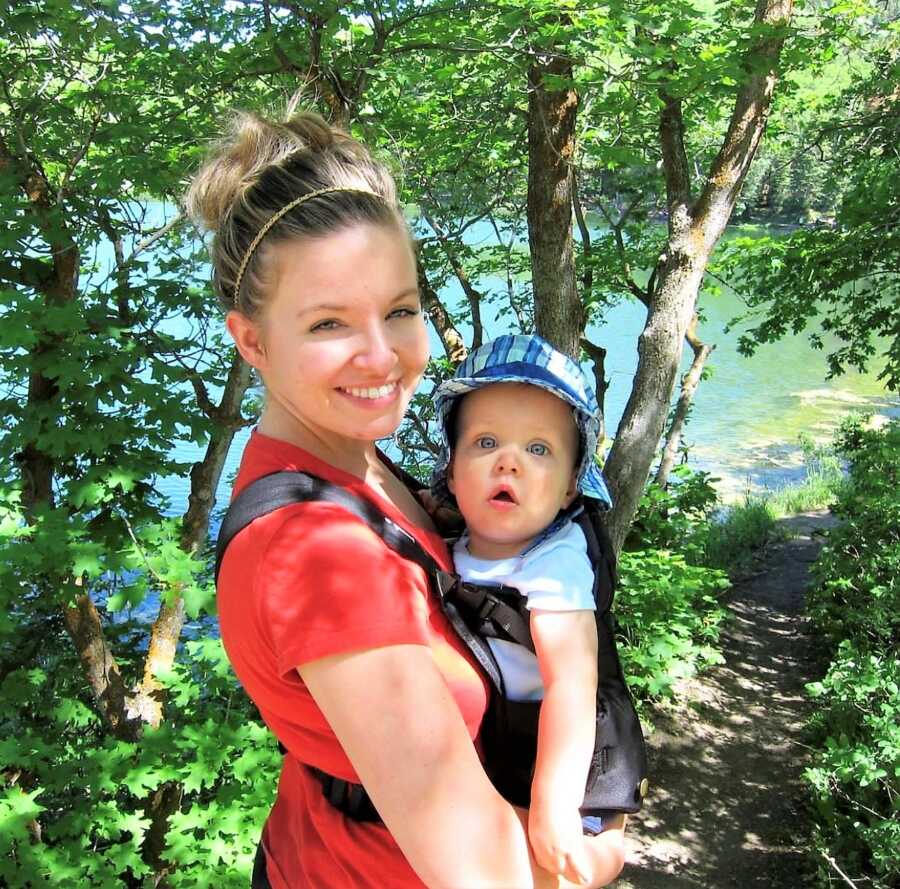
215, 469, 648, 821
463, 506, 649, 815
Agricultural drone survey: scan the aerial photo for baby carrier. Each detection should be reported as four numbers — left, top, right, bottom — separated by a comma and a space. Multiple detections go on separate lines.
215, 468, 648, 821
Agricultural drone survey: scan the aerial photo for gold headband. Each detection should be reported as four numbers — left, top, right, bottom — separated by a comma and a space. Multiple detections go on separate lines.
232, 186, 382, 305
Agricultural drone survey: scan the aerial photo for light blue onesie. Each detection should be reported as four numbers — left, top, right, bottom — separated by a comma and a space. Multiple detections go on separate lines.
452, 519, 596, 702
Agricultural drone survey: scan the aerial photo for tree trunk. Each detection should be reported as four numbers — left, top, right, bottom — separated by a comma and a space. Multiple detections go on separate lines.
62, 590, 142, 741
604, 0, 794, 554
2, 134, 79, 518
655, 317, 715, 488
527, 54, 582, 358
132, 352, 253, 728
605, 251, 706, 551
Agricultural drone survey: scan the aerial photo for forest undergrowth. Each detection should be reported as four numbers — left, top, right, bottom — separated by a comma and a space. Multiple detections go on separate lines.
630, 418, 899, 889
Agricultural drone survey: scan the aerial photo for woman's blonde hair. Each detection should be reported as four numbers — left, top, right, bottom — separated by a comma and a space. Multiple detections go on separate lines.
184, 108, 404, 316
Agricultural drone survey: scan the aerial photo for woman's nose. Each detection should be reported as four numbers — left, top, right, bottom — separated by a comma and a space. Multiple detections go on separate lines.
352, 322, 398, 373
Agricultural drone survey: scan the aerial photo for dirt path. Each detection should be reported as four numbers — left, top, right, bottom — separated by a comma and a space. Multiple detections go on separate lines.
616, 510, 840, 889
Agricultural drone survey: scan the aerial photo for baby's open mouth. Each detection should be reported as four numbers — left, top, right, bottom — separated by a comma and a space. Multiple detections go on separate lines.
490, 489, 517, 504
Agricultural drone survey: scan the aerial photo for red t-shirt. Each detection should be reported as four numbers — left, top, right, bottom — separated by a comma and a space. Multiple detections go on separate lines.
217, 431, 490, 889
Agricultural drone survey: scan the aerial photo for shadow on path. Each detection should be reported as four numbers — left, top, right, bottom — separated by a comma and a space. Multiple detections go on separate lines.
616, 511, 839, 889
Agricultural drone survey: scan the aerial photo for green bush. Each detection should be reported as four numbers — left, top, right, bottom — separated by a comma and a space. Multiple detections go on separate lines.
0, 633, 279, 888
692, 497, 780, 574
805, 641, 900, 885
765, 433, 846, 518
628, 463, 782, 577
803, 418, 900, 889
613, 464, 735, 703
626, 464, 720, 554
616, 548, 728, 701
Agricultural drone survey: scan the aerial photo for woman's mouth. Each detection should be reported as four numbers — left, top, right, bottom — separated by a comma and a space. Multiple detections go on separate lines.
338, 382, 400, 405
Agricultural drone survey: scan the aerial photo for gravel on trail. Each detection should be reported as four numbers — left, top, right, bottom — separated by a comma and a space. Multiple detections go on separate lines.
616, 510, 840, 889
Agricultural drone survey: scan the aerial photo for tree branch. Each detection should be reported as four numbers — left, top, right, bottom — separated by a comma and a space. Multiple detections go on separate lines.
417, 252, 467, 364
693, 0, 795, 242
421, 207, 484, 349
655, 312, 716, 487
133, 352, 253, 730
581, 337, 610, 443
572, 167, 593, 298
405, 407, 442, 458
58, 108, 103, 201
597, 200, 649, 305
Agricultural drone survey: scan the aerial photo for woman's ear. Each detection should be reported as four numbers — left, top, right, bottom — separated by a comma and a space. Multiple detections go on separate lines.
226, 310, 267, 371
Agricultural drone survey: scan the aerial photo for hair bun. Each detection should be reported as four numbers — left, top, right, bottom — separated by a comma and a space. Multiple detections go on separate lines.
184, 110, 347, 233
184, 103, 402, 315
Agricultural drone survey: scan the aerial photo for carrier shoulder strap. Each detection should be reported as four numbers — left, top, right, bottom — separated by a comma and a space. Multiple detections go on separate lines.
214, 469, 504, 692
215, 470, 434, 584
574, 502, 618, 614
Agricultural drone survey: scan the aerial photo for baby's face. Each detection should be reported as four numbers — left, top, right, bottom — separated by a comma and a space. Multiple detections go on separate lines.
448, 382, 579, 560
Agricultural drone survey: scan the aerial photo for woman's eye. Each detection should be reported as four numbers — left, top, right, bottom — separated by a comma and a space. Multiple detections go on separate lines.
528, 443, 549, 456
476, 436, 497, 449
388, 306, 420, 320
310, 319, 340, 332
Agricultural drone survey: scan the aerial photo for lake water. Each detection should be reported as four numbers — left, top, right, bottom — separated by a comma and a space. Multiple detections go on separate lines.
155, 224, 898, 514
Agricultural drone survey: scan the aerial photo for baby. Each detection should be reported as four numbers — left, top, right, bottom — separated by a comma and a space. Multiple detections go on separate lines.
431, 334, 613, 884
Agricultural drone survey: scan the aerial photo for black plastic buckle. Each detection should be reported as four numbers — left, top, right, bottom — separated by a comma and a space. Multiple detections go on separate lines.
477, 595, 499, 621
435, 570, 458, 600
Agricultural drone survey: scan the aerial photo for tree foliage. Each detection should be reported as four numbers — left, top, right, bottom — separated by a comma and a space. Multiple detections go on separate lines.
719, 21, 900, 390
0, 0, 886, 883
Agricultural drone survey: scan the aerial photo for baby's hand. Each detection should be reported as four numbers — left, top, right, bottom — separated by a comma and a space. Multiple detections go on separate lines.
528, 801, 591, 885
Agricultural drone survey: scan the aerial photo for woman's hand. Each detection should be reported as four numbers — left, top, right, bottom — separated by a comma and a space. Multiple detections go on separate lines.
516, 807, 627, 889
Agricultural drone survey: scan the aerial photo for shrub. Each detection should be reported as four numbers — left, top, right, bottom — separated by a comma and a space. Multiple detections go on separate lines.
616, 548, 728, 702
766, 433, 846, 517
0, 633, 279, 888
692, 497, 780, 574
805, 642, 900, 886
625, 464, 721, 554
629, 463, 783, 576
803, 418, 900, 889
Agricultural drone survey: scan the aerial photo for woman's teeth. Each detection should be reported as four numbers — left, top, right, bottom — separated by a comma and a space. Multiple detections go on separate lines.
344, 383, 397, 399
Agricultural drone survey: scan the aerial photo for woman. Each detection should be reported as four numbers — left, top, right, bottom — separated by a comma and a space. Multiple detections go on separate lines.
186, 107, 626, 889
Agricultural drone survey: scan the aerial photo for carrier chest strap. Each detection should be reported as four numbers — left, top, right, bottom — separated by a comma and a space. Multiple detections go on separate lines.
445, 582, 535, 654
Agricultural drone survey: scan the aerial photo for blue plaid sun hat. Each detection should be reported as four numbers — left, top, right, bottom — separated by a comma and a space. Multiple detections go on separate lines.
430, 334, 613, 510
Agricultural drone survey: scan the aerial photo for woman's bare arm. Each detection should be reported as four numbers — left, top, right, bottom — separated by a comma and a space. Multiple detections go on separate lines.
300, 643, 598, 889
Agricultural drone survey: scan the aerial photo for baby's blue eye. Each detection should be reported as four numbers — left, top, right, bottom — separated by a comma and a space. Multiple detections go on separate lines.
476, 436, 497, 449
528, 443, 549, 456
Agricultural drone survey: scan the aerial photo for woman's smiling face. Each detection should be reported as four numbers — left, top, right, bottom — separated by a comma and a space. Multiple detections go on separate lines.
228, 223, 429, 452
